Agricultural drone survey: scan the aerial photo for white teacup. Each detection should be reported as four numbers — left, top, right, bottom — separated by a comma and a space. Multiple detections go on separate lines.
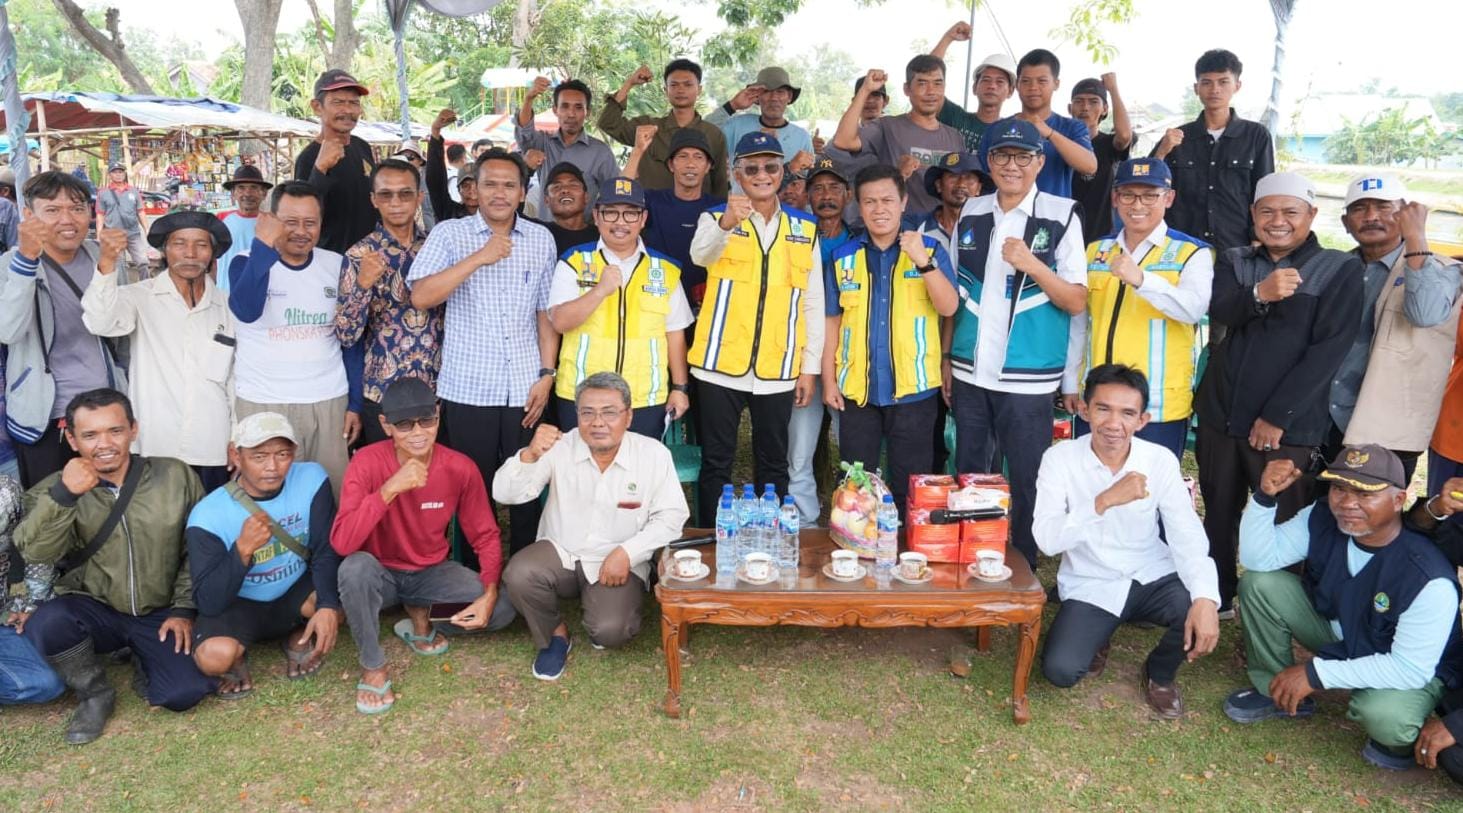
975, 548, 1005, 578
830, 549, 860, 579
744, 552, 773, 581
673, 549, 703, 579
899, 551, 929, 580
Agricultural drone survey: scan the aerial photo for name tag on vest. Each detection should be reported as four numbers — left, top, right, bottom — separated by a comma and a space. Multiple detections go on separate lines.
785, 234, 811, 244
902, 269, 922, 279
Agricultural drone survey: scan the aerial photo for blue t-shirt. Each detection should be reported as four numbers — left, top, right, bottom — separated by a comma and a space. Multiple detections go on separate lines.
643, 189, 722, 303
186, 462, 329, 603
818, 223, 856, 270
216, 212, 258, 293
824, 236, 956, 406
978, 113, 1093, 199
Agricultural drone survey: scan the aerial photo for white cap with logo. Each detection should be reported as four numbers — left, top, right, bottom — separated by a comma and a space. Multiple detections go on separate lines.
232, 412, 297, 449
1343, 172, 1407, 207
1253, 172, 1317, 206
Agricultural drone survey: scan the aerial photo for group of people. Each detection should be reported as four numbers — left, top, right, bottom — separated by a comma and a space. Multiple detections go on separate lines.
0, 22, 1461, 786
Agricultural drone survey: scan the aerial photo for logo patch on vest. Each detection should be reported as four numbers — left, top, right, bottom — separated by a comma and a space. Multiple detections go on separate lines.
649, 266, 665, 282
731, 227, 749, 237
1031, 228, 1051, 253
960, 228, 976, 248
1373, 592, 1391, 613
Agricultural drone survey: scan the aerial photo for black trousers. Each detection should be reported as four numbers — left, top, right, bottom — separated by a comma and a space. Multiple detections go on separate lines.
1195, 422, 1316, 609
15, 419, 77, 490
839, 396, 938, 519
441, 400, 543, 558
695, 380, 793, 527
949, 381, 1052, 569
1042, 573, 1193, 687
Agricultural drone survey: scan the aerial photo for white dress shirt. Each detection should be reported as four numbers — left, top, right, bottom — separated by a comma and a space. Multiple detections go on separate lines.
1033, 434, 1219, 616
80, 270, 235, 466
492, 428, 689, 584
688, 206, 825, 395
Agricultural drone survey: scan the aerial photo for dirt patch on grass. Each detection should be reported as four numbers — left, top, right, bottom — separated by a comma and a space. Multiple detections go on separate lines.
795, 765, 911, 811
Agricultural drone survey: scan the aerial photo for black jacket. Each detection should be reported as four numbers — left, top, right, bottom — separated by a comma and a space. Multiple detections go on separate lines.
1154, 110, 1274, 252
294, 135, 378, 254
426, 134, 469, 223
1195, 234, 1363, 447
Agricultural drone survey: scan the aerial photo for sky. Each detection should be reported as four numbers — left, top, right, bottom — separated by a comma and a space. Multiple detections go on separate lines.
107, 0, 1463, 117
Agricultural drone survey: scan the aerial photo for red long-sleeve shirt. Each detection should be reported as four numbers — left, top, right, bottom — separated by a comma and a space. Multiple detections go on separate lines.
330, 441, 503, 586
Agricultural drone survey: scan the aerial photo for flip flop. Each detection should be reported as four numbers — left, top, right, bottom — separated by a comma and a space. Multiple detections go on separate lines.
282, 639, 324, 680
355, 680, 394, 715
392, 618, 449, 656
218, 655, 253, 701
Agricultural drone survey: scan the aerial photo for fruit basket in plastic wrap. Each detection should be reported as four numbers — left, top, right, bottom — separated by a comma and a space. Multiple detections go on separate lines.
827, 461, 891, 558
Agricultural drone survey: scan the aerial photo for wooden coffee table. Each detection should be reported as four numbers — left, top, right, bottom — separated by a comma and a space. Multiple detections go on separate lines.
655, 529, 1046, 723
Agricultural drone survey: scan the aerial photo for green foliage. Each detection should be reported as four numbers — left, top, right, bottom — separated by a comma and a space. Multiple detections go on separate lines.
1433, 92, 1463, 126
781, 45, 862, 124
10, 0, 123, 91
406, 4, 515, 119
1048, 0, 1136, 64
1323, 107, 1459, 168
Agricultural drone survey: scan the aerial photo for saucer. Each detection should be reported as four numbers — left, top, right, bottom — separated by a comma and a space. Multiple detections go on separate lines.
666, 562, 711, 582
737, 564, 780, 585
822, 562, 868, 582
967, 563, 1013, 583
892, 568, 934, 585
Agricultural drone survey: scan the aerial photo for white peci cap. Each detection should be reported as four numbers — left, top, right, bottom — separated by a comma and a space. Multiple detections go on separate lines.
1253, 172, 1317, 206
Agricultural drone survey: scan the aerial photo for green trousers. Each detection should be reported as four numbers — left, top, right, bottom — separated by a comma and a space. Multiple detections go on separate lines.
1238, 569, 1443, 748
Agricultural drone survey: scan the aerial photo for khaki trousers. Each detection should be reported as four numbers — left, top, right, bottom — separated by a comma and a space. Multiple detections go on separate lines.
502, 540, 646, 650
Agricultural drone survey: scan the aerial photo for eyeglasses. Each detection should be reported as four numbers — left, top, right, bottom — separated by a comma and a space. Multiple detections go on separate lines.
577, 407, 625, 424
988, 152, 1037, 167
738, 161, 783, 177
372, 189, 419, 201
1116, 191, 1165, 205
597, 209, 643, 223
391, 415, 440, 432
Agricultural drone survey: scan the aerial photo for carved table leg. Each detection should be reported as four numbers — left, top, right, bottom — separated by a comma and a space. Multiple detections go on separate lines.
1011, 618, 1041, 725
680, 621, 692, 656
661, 611, 683, 718
975, 625, 991, 653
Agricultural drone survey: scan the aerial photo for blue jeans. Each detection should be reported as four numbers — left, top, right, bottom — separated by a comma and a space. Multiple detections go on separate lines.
787, 378, 837, 526
0, 625, 63, 704
1074, 415, 1191, 459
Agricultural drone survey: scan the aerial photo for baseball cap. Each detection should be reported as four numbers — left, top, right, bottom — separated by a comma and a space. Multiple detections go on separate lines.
1070, 77, 1107, 103
807, 153, 848, 186
854, 75, 889, 100
666, 128, 714, 165
924, 152, 985, 199
984, 118, 1043, 154
1317, 444, 1407, 492
973, 53, 1018, 86
734, 131, 784, 160
108, 163, 126, 173
1113, 157, 1173, 189
596, 176, 646, 208
232, 412, 297, 449
754, 66, 801, 104
313, 68, 369, 98
222, 164, 273, 190
544, 161, 586, 188
146, 210, 234, 259
380, 378, 438, 423
1344, 172, 1407, 207
391, 141, 424, 163
1253, 172, 1317, 206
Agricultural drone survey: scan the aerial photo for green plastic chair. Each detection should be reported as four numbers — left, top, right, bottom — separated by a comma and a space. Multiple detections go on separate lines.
664, 417, 702, 518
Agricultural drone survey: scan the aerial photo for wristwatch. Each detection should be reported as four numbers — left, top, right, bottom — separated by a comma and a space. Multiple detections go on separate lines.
916, 261, 937, 275
670, 383, 690, 394
538, 367, 557, 378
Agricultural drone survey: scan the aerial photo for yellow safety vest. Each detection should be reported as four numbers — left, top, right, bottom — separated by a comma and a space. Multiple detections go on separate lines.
831, 240, 943, 406
1083, 231, 1209, 422
688, 207, 816, 380
555, 247, 682, 407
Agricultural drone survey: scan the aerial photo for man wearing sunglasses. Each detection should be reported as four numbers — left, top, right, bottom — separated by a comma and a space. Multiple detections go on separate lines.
336, 160, 443, 447
688, 132, 825, 526
331, 377, 517, 714
1061, 158, 1213, 460
547, 177, 693, 436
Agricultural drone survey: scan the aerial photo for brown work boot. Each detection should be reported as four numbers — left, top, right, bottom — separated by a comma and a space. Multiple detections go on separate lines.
1086, 644, 1111, 680
1141, 664, 1184, 720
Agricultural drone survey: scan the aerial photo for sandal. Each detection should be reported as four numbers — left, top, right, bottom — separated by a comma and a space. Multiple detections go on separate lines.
218, 655, 253, 701
355, 680, 394, 715
392, 618, 448, 656
282, 639, 324, 680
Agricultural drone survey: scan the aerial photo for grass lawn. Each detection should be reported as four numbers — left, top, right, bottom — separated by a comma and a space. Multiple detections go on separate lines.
2, 432, 1459, 810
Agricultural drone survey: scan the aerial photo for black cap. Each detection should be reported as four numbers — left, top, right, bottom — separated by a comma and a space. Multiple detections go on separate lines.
544, 161, 586, 188
380, 378, 438, 423
146, 211, 233, 259
222, 164, 273, 190
1318, 444, 1407, 492
313, 68, 369, 98
807, 153, 847, 186
666, 128, 714, 165
1070, 77, 1107, 104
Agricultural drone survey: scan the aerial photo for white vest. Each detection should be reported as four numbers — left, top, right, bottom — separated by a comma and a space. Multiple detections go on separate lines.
234, 249, 348, 404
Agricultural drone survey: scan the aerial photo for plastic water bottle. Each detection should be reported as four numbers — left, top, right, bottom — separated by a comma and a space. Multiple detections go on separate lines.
778, 495, 800, 586
760, 484, 780, 561
736, 484, 758, 566
714, 493, 737, 585
875, 494, 899, 586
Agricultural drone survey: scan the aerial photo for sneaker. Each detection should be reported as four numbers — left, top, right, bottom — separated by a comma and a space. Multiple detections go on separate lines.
1222, 687, 1315, 723
1361, 739, 1414, 771
1216, 608, 1237, 622
532, 635, 572, 681
590, 641, 606, 651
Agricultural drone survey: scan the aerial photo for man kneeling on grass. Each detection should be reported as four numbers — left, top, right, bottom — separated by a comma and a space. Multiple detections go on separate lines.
186, 413, 342, 698
1225, 447, 1463, 771
1033, 364, 1220, 718
495, 372, 689, 681
331, 377, 516, 714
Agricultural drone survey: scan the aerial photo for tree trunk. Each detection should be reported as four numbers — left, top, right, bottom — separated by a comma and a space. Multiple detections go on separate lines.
1262, 0, 1297, 136
329, 0, 361, 73
51, 0, 155, 95
506, 0, 538, 68
235, 0, 284, 112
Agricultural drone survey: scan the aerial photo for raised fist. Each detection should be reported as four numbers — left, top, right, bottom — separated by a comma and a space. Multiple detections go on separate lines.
356, 251, 389, 290
522, 424, 563, 463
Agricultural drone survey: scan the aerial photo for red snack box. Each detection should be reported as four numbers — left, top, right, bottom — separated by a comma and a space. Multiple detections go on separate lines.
959, 518, 1009, 562
908, 474, 958, 510
907, 508, 961, 563
956, 473, 1010, 490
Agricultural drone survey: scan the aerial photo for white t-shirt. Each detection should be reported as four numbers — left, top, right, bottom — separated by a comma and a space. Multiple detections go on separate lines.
548, 240, 693, 331
234, 249, 348, 404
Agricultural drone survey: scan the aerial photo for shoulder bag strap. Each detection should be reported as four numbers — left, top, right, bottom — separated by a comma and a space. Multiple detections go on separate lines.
223, 481, 311, 560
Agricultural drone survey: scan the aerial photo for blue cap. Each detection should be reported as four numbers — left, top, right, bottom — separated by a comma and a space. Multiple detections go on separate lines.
924, 152, 988, 199
734, 131, 784, 160
595, 176, 646, 208
1113, 157, 1172, 189
984, 118, 1043, 154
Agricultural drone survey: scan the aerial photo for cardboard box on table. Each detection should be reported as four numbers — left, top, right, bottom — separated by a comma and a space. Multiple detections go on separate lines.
904, 473, 1012, 564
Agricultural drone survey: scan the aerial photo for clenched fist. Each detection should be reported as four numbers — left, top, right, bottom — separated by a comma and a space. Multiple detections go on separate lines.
16, 213, 51, 260
898, 231, 931, 268
528, 76, 552, 100
254, 212, 285, 250
1259, 459, 1303, 497
314, 137, 346, 173
634, 125, 658, 151
944, 21, 972, 42
593, 263, 624, 295
860, 69, 888, 96
719, 194, 754, 230
473, 233, 514, 267
96, 223, 130, 274
625, 65, 653, 88
896, 154, 921, 180
235, 513, 274, 562
521, 424, 563, 464
1110, 249, 1144, 287
60, 458, 101, 497
356, 251, 389, 290
1256, 268, 1302, 303
1157, 128, 1184, 156
431, 108, 458, 137
1096, 471, 1148, 514
382, 457, 430, 503
522, 149, 546, 171
1001, 237, 1041, 275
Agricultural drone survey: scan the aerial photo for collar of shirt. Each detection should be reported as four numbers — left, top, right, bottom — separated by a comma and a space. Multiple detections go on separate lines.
596, 238, 646, 273
1354, 241, 1405, 272
568, 429, 632, 472
469, 212, 527, 239
854, 232, 901, 265
147, 272, 225, 310
368, 222, 427, 252
1187, 108, 1246, 138
1249, 232, 1322, 269
553, 130, 603, 149
1116, 221, 1170, 257
993, 185, 1039, 222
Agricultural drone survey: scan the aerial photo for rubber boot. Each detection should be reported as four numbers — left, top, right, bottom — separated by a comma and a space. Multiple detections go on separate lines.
45, 638, 116, 745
